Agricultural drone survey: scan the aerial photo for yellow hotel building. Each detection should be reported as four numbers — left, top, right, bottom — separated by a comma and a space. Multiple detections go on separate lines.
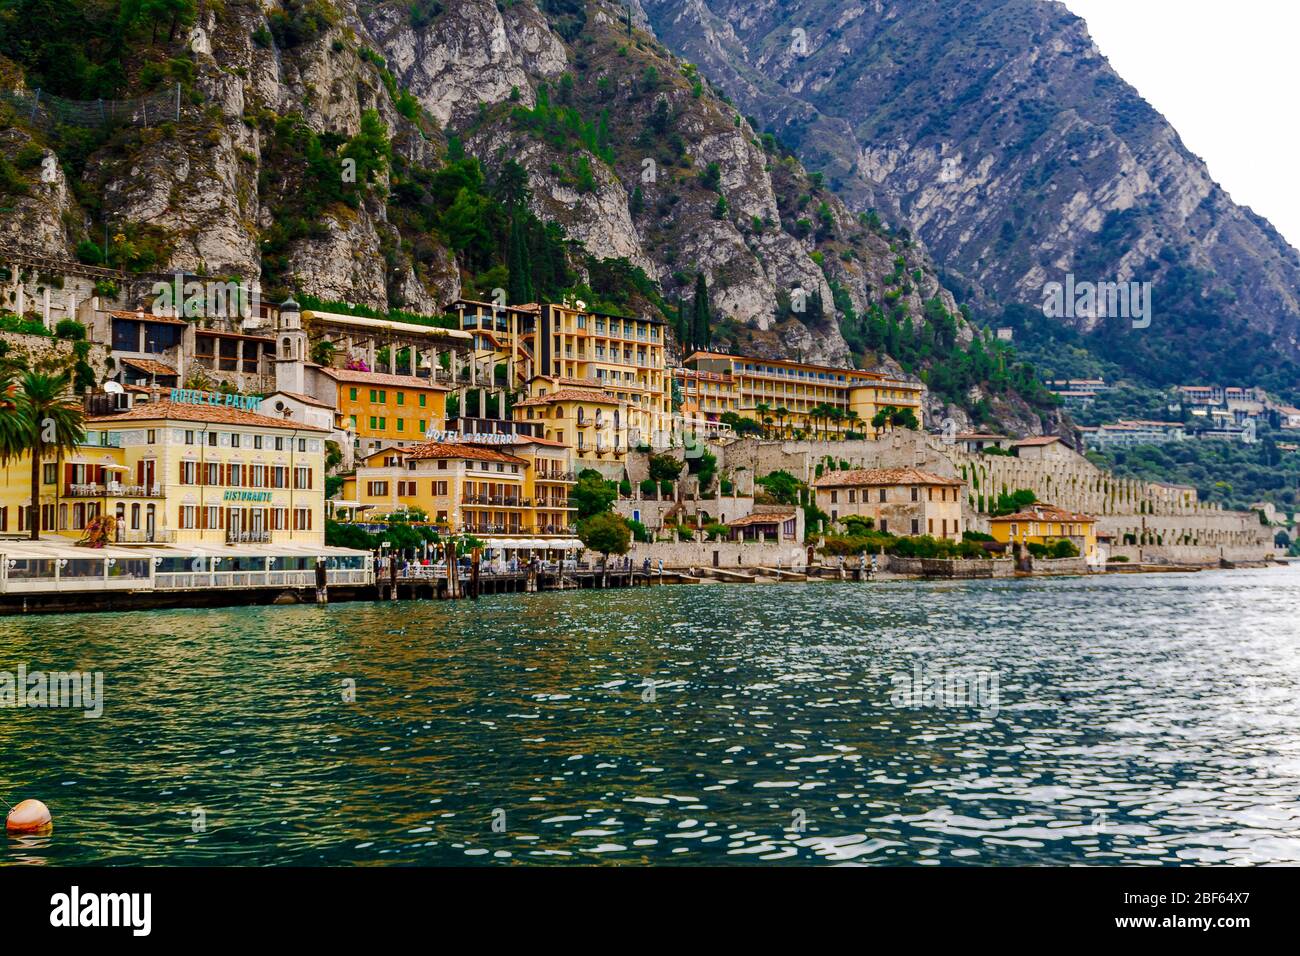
682, 351, 925, 436
342, 435, 577, 538
454, 299, 672, 449
988, 503, 1098, 559
0, 399, 328, 546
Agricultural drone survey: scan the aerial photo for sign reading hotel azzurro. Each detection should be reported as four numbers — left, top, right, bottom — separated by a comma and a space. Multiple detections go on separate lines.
223, 490, 273, 502
423, 428, 516, 445
170, 388, 262, 412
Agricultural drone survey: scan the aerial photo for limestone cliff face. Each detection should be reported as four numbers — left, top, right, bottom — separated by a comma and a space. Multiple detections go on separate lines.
2, 0, 1046, 433
641, 0, 1300, 389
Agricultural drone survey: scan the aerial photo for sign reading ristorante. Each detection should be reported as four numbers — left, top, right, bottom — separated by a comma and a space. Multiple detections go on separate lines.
223, 490, 273, 502
170, 388, 262, 412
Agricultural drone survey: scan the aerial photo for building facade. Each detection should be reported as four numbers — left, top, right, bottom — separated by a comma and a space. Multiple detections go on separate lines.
812, 467, 965, 538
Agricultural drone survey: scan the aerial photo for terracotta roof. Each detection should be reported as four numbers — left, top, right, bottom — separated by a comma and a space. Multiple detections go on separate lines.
120, 357, 177, 376
514, 388, 619, 407
403, 441, 526, 464
728, 509, 796, 528
266, 390, 335, 410
813, 467, 964, 489
990, 504, 1095, 524
319, 367, 450, 390
1013, 435, 1063, 447
110, 310, 187, 326
87, 400, 330, 432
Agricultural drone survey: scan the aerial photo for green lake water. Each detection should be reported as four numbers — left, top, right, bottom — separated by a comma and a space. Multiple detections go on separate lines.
3, 568, 1299, 865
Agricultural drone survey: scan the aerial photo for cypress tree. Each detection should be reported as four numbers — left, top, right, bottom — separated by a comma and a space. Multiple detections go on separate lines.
507, 214, 534, 305
691, 272, 710, 351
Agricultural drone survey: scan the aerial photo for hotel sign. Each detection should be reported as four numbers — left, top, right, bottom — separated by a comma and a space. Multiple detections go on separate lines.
423, 428, 515, 446
223, 490, 273, 502
171, 388, 262, 412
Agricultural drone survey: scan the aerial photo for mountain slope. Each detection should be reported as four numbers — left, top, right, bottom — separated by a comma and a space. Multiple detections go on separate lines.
0, 0, 1061, 433
641, 0, 1300, 396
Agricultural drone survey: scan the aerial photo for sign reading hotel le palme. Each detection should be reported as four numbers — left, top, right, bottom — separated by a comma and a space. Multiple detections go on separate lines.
170, 388, 262, 412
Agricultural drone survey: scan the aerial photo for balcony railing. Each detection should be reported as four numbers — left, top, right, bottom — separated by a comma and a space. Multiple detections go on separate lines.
226, 529, 273, 544
115, 528, 176, 544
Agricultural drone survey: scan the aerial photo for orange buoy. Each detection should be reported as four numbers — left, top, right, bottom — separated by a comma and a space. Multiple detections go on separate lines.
6, 799, 52, 833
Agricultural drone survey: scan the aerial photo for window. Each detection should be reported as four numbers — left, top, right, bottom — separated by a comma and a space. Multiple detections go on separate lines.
369, 416, 377, 429
146, 429, 156, 444
254, 435, 263, 450
396, 392, 405, 406
911, 486, 919, 502
350, 388, 358, 401
231, 433, 240, 448
432, 480, 448, 496
180, 461, 197, 484
367, 481, 389, 495
275, 437, 284, 451
294, 466, 312, 489
298, 439, 306, 453
42, 463, 56, 485
369, 389, 377, 403
397, 419, 405, 432
830, 490, 838, 504
418, 394, 426, 407
437, 460, 447, 470
878, 488, 886, 503
185, 430, 195, 445
208, 432, 218, 447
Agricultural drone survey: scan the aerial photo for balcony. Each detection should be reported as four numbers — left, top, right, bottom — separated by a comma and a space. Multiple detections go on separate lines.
461, 495, 525, 507
535, 471, 577, 483
226, 529, 273, 544
116, 528, 176, 544
65, 482, 164, 498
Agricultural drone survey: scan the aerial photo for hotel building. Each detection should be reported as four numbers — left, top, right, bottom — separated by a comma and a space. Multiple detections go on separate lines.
681, 351, 925, 436
454, 299, 673, 457
341, 434, 577, 542
812, 467, 965, 538
0, 396, 328, 546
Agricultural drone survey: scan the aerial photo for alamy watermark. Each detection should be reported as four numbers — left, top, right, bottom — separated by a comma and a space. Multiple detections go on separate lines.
890, 660, 999, 718
1042, 274, 1151, 329
151, 273, 260, 320
0, 665, 104, 718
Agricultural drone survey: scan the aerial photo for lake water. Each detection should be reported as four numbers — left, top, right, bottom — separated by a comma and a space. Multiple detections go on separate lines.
3, 568, 1300, 866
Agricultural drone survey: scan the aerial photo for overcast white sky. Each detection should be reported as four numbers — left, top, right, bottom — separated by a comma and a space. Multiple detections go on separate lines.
1063, 0, 1300, 249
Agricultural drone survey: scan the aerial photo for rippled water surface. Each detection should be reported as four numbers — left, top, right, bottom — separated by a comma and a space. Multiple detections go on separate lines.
3, 568, 1300, 865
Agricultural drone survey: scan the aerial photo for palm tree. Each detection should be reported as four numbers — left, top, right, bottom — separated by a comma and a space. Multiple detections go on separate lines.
775, 406, 789, 438
754, 402, 771, 438
17, 371, 85, 540
0, 370, 30, 466
845, 409, 861, 437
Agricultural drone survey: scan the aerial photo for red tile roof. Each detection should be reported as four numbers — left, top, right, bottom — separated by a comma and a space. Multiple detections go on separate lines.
1013, 435, 1063, 447
513, 388, 619, 407
319, 367, 450, 390
990, 504, 1095, 524
403, 441, 526, 464
120, 357, 177, 376
87, 400, 330, 432
813, 467, 964, 489
728, 509, 797, 528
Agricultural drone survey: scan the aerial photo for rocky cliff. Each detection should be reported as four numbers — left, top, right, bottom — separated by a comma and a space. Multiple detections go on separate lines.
640, 0, 1300, 395
0, 0, 1063, 431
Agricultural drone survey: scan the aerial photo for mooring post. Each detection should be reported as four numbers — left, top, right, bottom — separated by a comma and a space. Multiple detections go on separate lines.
315, 557, 328, 604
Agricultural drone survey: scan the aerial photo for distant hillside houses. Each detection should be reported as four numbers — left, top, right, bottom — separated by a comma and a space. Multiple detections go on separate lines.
1081, 420, 1187, 450
1047, 378, 1108, 408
